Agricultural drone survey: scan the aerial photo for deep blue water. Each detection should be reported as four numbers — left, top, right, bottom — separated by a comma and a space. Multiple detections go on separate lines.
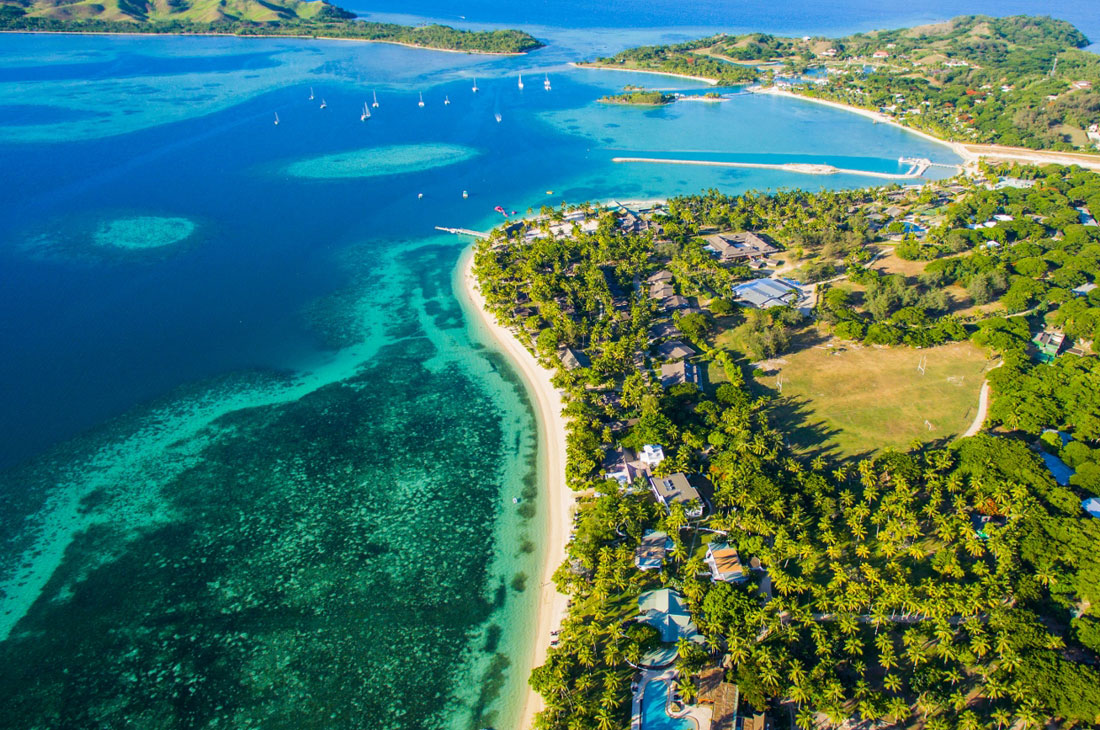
0, 3, 1095, 728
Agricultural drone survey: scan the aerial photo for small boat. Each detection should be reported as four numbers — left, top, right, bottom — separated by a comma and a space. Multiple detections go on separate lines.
462, 190, 468, 199
512, 497, 520, 504
444, 95, 451, 105
418, 92, 425, 108
308, 87, 314, 101
273, 112, 279, 126
361, 103, 370, 121
418, 193, 424, 200
546, 190, 554, 195
495, 112, 502, 123
319, 99, 327, 109
517, 73, 524, 90
372, 90, 380, 108
472, 78, 479, 93
544, 73, 551, 91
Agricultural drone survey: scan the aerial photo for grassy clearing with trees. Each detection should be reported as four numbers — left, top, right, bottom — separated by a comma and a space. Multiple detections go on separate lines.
749, 339, 992, 457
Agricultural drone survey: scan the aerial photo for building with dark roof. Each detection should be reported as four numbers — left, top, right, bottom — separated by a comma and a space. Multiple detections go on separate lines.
649, 473, 703, 517
659, 360, 699, 388
703, 232, 778, 262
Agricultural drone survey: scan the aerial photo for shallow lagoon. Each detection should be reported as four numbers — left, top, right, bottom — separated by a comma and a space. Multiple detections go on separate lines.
0, 18, 970, 730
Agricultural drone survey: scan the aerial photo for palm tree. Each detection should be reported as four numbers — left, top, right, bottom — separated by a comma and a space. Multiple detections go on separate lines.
796, 707, 817, 730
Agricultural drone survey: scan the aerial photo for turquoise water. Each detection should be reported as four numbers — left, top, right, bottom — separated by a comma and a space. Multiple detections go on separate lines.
0, 4, 1088, 729
641, 681, 696, 730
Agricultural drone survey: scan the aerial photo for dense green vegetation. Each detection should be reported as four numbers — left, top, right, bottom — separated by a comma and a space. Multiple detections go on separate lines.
586, 15, 1100, 152
0, 0, 542, 53
582, 37, 760, 85
598, 90, 676, 105
474, 166, 1100, 729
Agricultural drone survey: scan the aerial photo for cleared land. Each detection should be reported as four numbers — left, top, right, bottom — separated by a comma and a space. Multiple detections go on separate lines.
749, 339, 992, 458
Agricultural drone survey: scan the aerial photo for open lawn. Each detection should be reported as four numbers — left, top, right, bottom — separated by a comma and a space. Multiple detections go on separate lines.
749, 338, 993, 458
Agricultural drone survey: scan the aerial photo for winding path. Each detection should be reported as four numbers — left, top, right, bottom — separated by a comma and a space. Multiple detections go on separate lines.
961, 361, 1003, 439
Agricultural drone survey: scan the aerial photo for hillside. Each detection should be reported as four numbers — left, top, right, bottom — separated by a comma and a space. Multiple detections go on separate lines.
587, 15, 1100, 151
0, 0, 544, 53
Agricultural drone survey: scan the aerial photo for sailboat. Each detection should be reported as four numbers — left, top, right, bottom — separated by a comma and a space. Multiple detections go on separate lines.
372, 90, 380, 108
418, 92, 425, 108
361, 102, 370, 121
444, 95, 451, 105
517, 73, 524, 90
273, 112, 279, 126
308, 87, 314, 101
471, 78, 479, 93
495, 112, 502, 123
544, 73, 551, 91
319, 98, 327, 109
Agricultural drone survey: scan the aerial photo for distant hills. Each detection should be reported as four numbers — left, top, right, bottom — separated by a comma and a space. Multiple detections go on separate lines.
0, 0, 544, 54
588, 15, 1100, 152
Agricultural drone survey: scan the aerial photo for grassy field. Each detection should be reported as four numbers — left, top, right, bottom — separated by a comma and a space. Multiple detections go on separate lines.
749, 338, 993, 458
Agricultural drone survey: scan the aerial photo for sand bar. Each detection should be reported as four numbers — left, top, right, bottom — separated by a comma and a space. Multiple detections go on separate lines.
457, 247, 572, 730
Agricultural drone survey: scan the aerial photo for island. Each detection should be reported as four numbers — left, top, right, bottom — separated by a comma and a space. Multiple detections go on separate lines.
471, 162, 1100, 729
0, 0, 543, 54
598, 89, 676, 105
583, 15, 1100, 154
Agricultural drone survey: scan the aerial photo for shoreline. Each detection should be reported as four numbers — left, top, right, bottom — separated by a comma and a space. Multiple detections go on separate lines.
755, 86, 969, 158
0, 29, 529, 55
456, 247, 572, 730
570, 62, 719, 86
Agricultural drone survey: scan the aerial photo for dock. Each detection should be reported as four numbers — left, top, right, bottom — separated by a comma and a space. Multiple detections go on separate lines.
436, 226, 489, 239
612, 157, 943, 180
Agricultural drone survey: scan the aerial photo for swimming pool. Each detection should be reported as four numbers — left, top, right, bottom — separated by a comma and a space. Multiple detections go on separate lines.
640, 680, 697, 730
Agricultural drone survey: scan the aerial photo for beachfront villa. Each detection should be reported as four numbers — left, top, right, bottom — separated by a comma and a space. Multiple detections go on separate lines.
603, 446, 638, 486
640, 444, 665, 469
635, 530, 672, 570
650, 473, 704, 518
705, 543, 746, 583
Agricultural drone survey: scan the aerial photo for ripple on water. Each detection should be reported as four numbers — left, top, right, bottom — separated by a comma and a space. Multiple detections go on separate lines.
284, 143, 480, 180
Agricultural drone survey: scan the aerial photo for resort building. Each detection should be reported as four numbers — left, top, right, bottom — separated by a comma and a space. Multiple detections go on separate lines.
636, 588, 702, 666
661, 295, 694, 312
705, 543, 746, 582
559, 347, 590, 370
634, 530, 672, 570
602, 446, 637, 486
1073, 282, 1097, 297
1033, 330, 1066, 360
703, 232, 778, 263
650, 280, 675, 300
650, 473, 704, 517
732, 278, 802, 309
649, 320, 683, 342
640, 444, 665, 469
697, 667, 740, 730
659, 360, 700, 388
647, 269, 674, 285
656, 340, 696, 360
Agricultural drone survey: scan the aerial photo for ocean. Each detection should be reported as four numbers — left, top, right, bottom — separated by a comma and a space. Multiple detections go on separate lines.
0, 2, 1092, 728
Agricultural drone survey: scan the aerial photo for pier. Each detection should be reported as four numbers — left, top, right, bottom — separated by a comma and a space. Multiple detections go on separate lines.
435, 226, 489, 239
612, 157, 933, 180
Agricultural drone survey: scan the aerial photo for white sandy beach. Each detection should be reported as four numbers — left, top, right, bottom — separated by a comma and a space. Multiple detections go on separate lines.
458, 248, 572, 730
